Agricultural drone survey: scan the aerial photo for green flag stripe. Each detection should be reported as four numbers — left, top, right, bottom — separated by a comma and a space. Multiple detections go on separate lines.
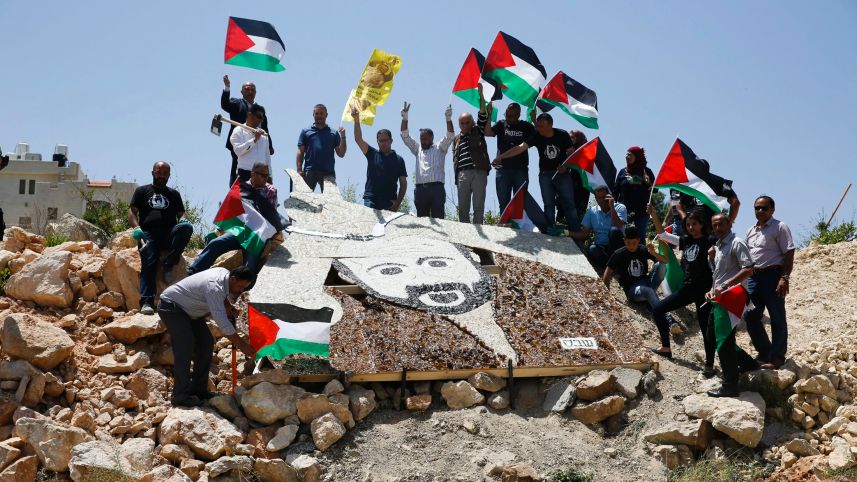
214, 216, 267, 257
484, 69, 540, 106
453, 89, 498, 122
711, 302, 734, 351
256, 338, 329, 360
540, 99, 599, 129
655, 183, 724, 213
226, 51, 285, 72
661, 244, 684, 292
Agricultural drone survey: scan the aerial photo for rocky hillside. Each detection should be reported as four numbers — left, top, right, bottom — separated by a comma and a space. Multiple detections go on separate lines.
0, 221, 854, 481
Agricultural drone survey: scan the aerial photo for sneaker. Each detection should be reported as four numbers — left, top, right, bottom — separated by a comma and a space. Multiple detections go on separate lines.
707, 385, 739, 398
140, 303, 155, 316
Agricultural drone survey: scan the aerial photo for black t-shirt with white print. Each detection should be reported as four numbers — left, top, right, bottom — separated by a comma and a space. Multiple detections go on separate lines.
130, 184, 184, 236
607, 246, 657, 291
526, 128, 574, 171
679, 234, 716, 289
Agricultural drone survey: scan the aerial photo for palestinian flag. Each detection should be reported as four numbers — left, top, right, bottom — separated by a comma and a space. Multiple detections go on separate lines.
560, 137, 617, 193
213, 181, 277, 257
654, 139, 736, 212
711, 285, 749, 350
248, 304, 335, 359
499, 182, 547, 233
452, 48, 502, 122
655, 226, 683, 297
536, 71, 599, 129
224, 17, 285, 72
483, 32, 546, 108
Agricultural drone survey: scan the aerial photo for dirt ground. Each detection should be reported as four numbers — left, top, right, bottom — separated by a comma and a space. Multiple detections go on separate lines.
313, 241, 857, 482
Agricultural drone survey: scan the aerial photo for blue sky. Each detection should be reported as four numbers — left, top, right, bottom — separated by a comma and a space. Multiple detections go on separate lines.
3, 1, 855, 241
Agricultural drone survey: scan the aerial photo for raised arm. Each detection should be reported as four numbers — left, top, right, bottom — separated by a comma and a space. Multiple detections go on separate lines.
335, 126, 347, 158
647, 204, 665, 234
351, 107, 369, 155
647, 241, 668, 264
221, 75, 239, 114
728, 194, 740, 224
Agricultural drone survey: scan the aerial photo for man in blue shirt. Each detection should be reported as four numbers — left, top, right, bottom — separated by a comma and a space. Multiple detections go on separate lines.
570, 185, 627, 274
351, 107, 407, 211
296, 104, 347, 192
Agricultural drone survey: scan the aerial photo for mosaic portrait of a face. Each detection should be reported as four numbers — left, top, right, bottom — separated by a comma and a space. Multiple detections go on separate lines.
333, 236, 493, 315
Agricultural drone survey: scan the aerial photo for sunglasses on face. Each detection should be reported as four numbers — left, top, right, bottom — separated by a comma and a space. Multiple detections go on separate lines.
252, 171, 269, 177
754, 205, 770, 211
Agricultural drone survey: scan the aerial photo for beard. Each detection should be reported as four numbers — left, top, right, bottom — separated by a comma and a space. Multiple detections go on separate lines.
152, 177, 168, 188
404, 280, 492, 315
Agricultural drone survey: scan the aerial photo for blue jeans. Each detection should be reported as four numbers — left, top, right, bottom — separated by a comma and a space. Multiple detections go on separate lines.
744, 268, 788, 364
624, 262, 665, 309
628, 211, 650, 241
538, 172, 580, 231
187, 233, 260, 276
139, 223, 193, 306
587, 227, 625, 274
496, 168, 529, 214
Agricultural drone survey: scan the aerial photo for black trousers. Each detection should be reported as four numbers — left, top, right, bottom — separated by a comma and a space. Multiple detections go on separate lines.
414, 183, 446, 218
158, 300, 215, 401
229, 149, 239, 187
652, 283, 715, 367
708, 312, 758, 387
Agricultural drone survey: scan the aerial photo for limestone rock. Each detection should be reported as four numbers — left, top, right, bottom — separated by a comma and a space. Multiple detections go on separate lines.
543, 378, 576, 412
180, 459, 205, 481
500, 462, 541, 482
113, 248, 142, 309
794, 375, 836, 398
311, 412, 346, 451
45, 214, 109, 247
575, 370, 616, 401
96, 352, 150, 374
322, 379, 345, 396
209, 394, 243, 421
240, 382, 305, 425
97, 291, 125, 310
0, 442, 20, 472
642, 370, 658, 397
611, 367, 643, 399
0, 250, 15, 269
1, 313, 75, 371
254, 458, 299, 482
441, 381, 485, 409
829, 436, 855, 470
740, 369, 797, 391
125, 368, 169, 405
4, 251, 73, 307
102, 313, 165, 344
159, 444, 194, 464
158, 408, 244, 460
488, 390, 511, 410
140, 464, 193, 482
644, 420, 714, 450
14, 417, 94, 472
570, 395, 625, 424
784, 438, 820, 457
467, 372, 507, 393
68, 438, 155, 481
246, 426, 279, 459
653, 444, 694, 470
823, 416, 849, 435
0, 455, 37, 482
266, 424, 299, 452
406, 394, 432, 412
348, 385, 377, 421
682, 392, 766, 447
297, 394, 354, 428
241, 369, 292, 388
206, 455, 253, 478
290, 455, 321, 482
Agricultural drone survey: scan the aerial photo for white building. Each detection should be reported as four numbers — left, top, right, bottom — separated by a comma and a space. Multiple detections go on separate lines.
0, 142, 137, 233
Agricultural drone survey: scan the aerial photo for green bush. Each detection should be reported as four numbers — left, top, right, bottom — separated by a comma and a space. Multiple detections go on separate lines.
546, 467, 595, 482
807, 216, 856, 246
44, 232, 69, 247
0, 268, 10, 295
80, 190, 131, 237
668, 455, 767, 482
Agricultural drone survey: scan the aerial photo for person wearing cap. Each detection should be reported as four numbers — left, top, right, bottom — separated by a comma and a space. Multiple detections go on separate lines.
743, 195, 795, 369
615, 146, 655, 241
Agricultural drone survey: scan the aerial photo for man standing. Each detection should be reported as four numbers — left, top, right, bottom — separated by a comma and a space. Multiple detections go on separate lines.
221, 75, 273, 186
452, 84, 490, 224
744, 195, 795, 369
706, 213, 758, 397
570, 185, 627, 274
128, 162, 193, 315
352, 108, 407, 211
493, 113, 578, 234
400, 102, 454, 218
484, 101, 535, 212
187, 162, 285, 276
229, 104, 271, 184
297, 104, 347, 192
158, 266, 257, 406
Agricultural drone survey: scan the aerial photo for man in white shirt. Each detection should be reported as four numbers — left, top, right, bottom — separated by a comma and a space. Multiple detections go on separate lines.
230, 104, 271, 184
400, 102, 454, 218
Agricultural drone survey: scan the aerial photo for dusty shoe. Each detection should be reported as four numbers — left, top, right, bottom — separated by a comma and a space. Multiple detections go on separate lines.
707, 385, 739, 398
140, 303, 155, 316
171, 395, 203, 407
670, 322, 684, 335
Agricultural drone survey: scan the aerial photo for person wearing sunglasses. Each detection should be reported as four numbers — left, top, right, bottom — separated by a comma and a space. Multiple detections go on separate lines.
230, 104, 272, 185
744, 195, 795, 369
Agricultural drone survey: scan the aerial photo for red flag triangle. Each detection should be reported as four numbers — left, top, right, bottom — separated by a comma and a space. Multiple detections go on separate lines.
213, 180, 246, 223
224, 17, 257, 62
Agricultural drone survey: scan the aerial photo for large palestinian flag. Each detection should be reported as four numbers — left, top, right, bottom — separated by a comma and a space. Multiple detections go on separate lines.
248, 304, 335, 359
536, 71, 599, 129
655, 226, 683, 297
213, 181, 277, 257
711, 285, 749, 350
483, 32, 547, 108
224, 17, 285, 72
654, 139, 735, 212
452, 48, 502, 121
560, 137, 617, 193
499, 182, 547, 233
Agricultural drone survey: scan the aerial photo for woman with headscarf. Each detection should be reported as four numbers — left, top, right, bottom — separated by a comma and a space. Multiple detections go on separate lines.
615, 146, 655, 241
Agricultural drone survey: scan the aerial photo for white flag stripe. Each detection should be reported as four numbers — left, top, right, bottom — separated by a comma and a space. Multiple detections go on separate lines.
509, 54, 546, 86
246, 35, 285, 59
683, 168, 730, 210
238, 200, 277, 241
274, 319, 331, 344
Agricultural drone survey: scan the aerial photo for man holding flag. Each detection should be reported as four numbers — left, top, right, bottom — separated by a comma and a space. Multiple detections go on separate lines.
706, 213, 759, 397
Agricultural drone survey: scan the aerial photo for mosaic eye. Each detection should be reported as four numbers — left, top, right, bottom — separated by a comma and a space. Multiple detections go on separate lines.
427, 260, 447, 268
380, 266, 403, 275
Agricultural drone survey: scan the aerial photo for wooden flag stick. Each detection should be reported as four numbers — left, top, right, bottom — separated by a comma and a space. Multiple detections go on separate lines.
231, 347, 238, 395
216, 115, 269, 137
826, 183, 852, 227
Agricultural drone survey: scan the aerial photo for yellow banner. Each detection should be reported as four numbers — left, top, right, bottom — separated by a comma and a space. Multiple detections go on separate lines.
342, 49, 402, 126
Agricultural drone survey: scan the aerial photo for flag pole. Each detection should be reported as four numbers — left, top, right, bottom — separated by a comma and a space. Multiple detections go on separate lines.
231, 347, 237, 395
826, 183, 852, 227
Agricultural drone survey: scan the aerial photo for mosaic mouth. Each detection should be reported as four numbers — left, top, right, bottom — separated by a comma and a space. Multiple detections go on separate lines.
421, 289, 465, 306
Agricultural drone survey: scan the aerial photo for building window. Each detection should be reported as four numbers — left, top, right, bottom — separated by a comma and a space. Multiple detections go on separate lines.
18, 217, 31, 228
19, 179, 25, 194
47, 208, 58, 221
28, 180, 35, 195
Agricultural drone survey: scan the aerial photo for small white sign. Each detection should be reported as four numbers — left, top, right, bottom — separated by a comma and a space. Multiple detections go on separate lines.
558, 337, 599, 350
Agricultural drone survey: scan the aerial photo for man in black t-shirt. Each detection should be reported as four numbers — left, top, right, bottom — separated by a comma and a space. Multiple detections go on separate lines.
603, 225, 670, 312
492, 113, 579, 234
484, 102, 535, 212
128, 161, 193, 315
